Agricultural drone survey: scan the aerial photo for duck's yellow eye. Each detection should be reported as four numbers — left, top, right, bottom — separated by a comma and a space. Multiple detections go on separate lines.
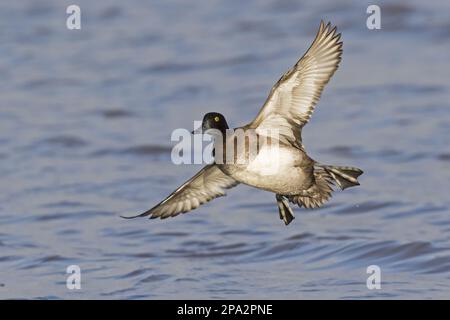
214, 116, 220, 122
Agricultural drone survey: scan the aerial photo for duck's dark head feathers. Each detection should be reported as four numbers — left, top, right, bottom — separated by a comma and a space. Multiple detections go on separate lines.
201, 112, 229, 134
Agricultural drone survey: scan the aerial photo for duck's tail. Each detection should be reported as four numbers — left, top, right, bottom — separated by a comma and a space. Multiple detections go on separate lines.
288, 164, 363, 209
319, 164, 363, 190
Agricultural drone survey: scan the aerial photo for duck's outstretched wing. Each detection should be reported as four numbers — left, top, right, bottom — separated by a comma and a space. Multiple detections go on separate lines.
249, 21, 342, 145
122, 165, 239, 220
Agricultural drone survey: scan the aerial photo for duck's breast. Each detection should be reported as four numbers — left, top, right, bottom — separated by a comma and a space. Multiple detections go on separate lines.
221, 145, 309, 194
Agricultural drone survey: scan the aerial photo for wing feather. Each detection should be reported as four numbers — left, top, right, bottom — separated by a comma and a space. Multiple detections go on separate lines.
122, 165, 238, 220
250, 21, 342, 145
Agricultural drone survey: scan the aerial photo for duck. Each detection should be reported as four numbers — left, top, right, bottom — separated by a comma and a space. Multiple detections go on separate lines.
123, 21, 363, 226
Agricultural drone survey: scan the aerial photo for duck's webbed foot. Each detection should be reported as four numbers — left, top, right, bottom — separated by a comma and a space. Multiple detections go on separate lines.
276, 194, 295, 226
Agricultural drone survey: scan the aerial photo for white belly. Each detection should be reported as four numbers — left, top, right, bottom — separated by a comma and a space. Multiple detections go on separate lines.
246, 146, 296, 177
221, 146, 307, 194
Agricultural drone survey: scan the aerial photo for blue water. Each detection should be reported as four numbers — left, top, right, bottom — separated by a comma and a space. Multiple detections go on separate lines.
1, 0, 450, 299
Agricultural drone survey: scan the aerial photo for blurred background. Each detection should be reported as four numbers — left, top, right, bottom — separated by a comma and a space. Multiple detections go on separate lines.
0, 0, 449, 299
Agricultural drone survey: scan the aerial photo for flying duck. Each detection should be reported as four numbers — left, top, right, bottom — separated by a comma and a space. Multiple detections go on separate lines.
124, 21, 363, 225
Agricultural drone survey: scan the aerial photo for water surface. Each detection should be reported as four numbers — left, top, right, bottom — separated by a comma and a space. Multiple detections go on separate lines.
1, 0, 450, 299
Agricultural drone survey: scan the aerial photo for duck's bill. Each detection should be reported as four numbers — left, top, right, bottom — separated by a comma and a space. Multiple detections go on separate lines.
191, 127, 203, 134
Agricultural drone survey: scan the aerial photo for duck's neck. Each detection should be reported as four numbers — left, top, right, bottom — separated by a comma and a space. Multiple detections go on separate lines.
209, 128, 228, 163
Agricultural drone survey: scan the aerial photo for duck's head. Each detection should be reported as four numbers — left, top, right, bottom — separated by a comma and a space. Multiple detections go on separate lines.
193, 112, 229, 135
